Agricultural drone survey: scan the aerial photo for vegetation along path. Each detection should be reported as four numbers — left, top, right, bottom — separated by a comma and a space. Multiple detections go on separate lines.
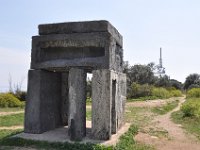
135, 96, 200, 150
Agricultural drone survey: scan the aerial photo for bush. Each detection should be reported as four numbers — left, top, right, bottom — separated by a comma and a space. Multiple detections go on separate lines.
128, 83, 182, 99
181, 98, 200, 118
167, 88, 182, 97
129, 83, 153, 98
13, 91, 27, 101
187, 88, 200, 98
152, 87, 170, 99
0, 93, 24, 107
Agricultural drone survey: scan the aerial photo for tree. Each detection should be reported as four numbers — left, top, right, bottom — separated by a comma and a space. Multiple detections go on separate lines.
127, 64, 155, 85
155, 75, 171, 87
184, 73, 200, 90
170, 79, 183, 90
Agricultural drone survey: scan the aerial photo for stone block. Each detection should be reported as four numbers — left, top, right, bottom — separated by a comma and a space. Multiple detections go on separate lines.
92, 69, 112, 140
68, 68, 87, 141
31, 32, 110, 71
24, 70, 62, 133
38, 20, 123, 46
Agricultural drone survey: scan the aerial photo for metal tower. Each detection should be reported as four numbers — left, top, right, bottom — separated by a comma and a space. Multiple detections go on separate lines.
157, 47, 165, 76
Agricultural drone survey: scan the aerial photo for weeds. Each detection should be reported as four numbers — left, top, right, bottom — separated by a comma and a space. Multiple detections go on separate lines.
152, 100, 179, 115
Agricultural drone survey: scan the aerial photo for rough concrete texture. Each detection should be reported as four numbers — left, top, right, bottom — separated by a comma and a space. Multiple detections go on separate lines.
31, 32, 110, 71
25, 70, 62, 133
110, 71, 126, 134
38, 20, 122, 46
31, 21, 123, 72
116, 72, 127, 129
92, 69, 112, 140
68, 68, 87, 141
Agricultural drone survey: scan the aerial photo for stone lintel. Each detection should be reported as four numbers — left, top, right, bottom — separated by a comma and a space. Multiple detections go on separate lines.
38, 20, 122, 46
31, 32, 111, 70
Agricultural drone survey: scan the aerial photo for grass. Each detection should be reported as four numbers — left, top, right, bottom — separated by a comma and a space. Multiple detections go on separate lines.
115, 125, 154, 150
171, 110, 200, 140
0, 129, 23, 139
86, 97, 92, 105
0, 137, 112, 150
0, 107, 24, 112
0, 113, 24, 127
125, 106, 154, 127
151, 100, 179, 115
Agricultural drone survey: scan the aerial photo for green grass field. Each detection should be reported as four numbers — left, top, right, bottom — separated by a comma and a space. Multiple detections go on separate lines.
0, 113, 24, 127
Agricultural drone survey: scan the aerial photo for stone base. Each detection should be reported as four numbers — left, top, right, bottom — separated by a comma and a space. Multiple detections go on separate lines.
14, 121, 130, 146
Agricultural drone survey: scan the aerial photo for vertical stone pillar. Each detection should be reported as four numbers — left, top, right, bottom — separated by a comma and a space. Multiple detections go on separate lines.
117, 73, 127, 129
92, 69, 112, 140
68, 68, 87, 141
25, 70, 62, 133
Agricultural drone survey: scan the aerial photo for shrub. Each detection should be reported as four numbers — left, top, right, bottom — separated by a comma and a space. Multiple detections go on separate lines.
0, 93, 24, 107
13, 91, 27, 101
152, 87, 170, 99
188, 84, 200, 90
187, 88, 200, 98
167, 88, 182, 97
129, 83, 153, 98
181, 98, 200, 118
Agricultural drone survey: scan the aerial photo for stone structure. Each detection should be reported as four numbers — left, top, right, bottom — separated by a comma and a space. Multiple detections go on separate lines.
25, 20, 126, 141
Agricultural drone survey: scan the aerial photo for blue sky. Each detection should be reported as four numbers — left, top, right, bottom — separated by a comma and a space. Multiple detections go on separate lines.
0, 0, 200, 91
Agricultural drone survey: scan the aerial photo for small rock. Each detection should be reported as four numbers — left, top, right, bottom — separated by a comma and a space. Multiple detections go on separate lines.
151, 136, 158, 139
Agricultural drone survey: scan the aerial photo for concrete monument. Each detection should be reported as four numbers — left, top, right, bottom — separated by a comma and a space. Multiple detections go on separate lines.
25, 20, 126, 141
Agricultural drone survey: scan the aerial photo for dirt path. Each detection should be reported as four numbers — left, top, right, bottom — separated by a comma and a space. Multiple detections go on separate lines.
0, 111, 24, 116
135, 97, 200, 150
0, 125, 23, 130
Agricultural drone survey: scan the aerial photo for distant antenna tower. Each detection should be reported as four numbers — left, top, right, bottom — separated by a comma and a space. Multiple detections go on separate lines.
157, 47, 165, 76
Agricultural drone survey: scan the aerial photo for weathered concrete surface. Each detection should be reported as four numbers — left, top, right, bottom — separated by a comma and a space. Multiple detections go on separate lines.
110, 71, 126, 134
92, 69, 112, 140
68, 68, 87, 141
31, 21, 123, 72
116, 72, 127, 129
25, 20, 126, 142
38, 20, 123, 46
25, 70, 62, 133
31, 32, 110, 71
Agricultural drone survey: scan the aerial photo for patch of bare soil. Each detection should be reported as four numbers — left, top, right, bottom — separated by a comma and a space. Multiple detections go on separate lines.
135, 97, 200, 150
0, 111, 24, 116
0, 125, 23, 130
